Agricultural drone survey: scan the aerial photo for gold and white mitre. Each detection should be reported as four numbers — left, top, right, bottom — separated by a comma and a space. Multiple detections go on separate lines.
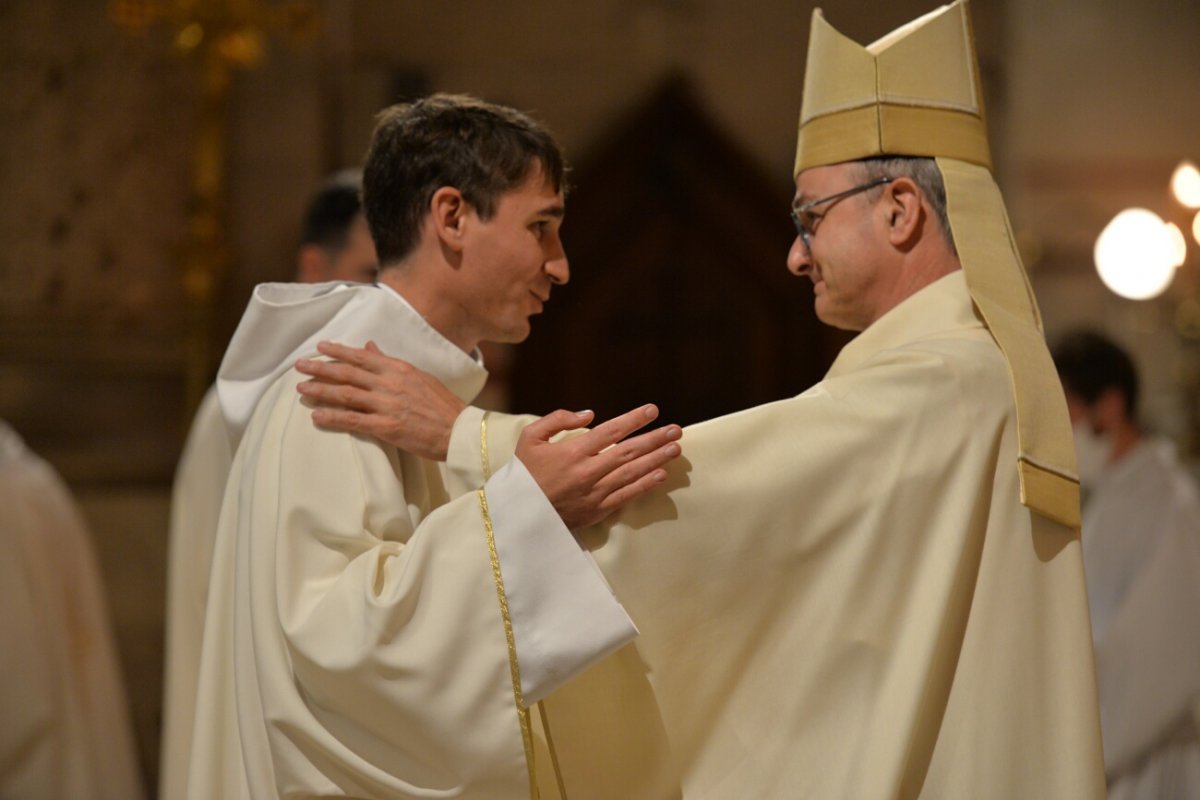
795, 0, 1081, 528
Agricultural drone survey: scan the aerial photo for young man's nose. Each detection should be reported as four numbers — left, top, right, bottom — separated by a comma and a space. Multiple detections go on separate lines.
546, 253, 569, 285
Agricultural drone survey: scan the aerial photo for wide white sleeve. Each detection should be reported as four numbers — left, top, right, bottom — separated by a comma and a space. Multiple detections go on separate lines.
443, 406, 537, 495
485, 456, 637, 703
444, 406, 638, 702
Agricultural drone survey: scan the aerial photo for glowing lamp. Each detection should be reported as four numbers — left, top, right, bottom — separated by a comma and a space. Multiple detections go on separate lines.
1171, 160, 1200, 208
1093, 208, 1178, 300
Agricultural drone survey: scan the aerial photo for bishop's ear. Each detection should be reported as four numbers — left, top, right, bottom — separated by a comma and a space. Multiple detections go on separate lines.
431, 187, 467, 252
883, 177, 924, 248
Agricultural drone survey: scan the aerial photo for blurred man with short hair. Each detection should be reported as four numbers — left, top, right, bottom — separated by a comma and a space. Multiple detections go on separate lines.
1055, 330, 1200, 800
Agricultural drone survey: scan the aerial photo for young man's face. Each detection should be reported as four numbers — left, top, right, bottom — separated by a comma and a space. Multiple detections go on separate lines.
453, 164, 568, 346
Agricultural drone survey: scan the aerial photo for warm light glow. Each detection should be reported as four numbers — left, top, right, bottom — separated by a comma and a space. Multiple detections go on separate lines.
1166, 222, 1187, 267
1193, 210, 1200, 247
1171, 160, 1200, 208
1094, 209, 1177, 300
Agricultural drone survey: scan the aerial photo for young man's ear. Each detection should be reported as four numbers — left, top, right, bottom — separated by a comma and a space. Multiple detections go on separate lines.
431, 187, 467, 252
883, 177, 924, 248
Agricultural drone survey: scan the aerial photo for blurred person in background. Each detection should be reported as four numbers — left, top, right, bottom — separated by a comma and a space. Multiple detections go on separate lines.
159, 170, 378, 800
0, 419, 146, 800
1054, 329, 1200, 800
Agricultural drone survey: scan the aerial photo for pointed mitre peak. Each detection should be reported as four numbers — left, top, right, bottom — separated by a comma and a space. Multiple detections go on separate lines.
795, 0, 991, 174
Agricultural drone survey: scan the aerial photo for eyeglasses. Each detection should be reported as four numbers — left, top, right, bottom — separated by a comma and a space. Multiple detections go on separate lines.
790, 177, 892, 253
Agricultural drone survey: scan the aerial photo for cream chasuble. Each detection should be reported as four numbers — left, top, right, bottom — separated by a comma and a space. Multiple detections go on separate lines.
0, 421, 146, 800
188, 282, 635, 799
528, 272, 1105, 798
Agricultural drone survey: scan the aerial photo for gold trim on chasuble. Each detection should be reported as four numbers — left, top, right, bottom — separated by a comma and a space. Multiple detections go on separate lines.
476, 412, 569, 799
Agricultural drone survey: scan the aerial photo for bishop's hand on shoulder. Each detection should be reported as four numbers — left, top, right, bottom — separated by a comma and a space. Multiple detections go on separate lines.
295, 340, 466, 462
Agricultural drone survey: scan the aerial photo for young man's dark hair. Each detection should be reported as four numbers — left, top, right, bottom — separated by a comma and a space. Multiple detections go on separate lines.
362, 93, 568, 266
1052, 330, 1140, 419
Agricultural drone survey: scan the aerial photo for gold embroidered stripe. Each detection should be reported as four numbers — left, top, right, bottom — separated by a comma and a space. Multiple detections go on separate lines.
480, 411, 492, 481
478, 487, 537, 796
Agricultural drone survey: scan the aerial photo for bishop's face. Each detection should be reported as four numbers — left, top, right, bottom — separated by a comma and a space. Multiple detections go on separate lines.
449, 165, 569, 347
786, 163, 893, 332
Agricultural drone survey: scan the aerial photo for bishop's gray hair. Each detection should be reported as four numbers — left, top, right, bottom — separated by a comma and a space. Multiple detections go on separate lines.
858, 156, 957, 255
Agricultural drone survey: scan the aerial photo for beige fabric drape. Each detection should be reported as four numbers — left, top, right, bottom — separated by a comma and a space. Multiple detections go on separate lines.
533, 273, 1106, 798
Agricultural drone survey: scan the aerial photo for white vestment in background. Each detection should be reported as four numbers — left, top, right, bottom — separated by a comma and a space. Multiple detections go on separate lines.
188, 282, 635, 799
0, 421, 146, 800
160, 386, 230, 800
1083, 439, 1200, 800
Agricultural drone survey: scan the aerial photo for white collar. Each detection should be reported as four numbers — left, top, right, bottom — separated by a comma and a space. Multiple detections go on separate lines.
217, 281, 488, 448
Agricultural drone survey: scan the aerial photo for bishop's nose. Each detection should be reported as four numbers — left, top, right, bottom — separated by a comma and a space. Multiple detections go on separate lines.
787, 235, 811, 277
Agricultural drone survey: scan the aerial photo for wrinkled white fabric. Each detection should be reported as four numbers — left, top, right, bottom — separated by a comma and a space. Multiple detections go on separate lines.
160, 387, 229, 800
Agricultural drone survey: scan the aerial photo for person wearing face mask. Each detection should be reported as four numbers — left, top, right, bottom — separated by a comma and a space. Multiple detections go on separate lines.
1053, 329, 1200, 800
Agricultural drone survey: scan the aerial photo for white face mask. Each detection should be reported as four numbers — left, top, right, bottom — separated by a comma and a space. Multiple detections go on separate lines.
1072, 420, 1115, 489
